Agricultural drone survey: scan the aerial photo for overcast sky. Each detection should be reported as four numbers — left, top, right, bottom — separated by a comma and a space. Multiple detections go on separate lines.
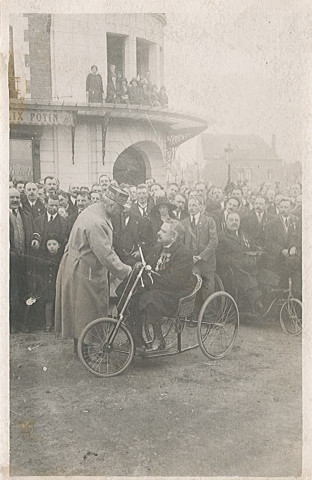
163, 0, 312, 164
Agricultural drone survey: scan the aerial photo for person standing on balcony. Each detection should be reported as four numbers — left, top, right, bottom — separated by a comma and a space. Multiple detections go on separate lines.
106, 73, 119, 103
129, 78, 142, 105
158, 86, 169, 108
86, 65, 104, 104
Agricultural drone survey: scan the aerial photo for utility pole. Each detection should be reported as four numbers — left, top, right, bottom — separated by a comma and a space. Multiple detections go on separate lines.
225, 143, 234, 188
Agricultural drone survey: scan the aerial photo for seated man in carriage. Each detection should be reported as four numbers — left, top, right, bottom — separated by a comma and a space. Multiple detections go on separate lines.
121, 219, 196, 353
216, 211, 276, 312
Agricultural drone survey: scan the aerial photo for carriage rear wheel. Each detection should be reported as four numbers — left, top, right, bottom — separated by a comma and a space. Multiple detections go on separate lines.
279, 298, 302, 335
78, 318, 135, 377
197, 291, 239, 359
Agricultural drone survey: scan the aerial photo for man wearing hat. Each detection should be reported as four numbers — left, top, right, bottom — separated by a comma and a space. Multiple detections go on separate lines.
55, 185, 132, 353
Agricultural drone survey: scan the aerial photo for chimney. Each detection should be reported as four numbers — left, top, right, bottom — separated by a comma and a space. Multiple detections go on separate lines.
271, 134, 276, 154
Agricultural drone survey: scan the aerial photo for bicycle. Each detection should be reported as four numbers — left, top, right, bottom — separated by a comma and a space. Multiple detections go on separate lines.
77, 247, 239, 377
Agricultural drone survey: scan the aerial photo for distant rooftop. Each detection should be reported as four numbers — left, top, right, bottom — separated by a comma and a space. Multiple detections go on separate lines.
202, 134, 280, 161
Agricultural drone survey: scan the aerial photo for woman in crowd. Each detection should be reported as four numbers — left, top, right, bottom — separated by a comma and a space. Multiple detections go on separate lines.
106, 73, 119, 103
158, 85, 169, 108
141, 81, 152, 106
119, 78, 129, 104
150, 84, 160, 107
129, 78, 142, 104
150, 196, 177, 243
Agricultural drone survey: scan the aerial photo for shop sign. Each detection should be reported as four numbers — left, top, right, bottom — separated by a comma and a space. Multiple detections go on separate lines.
10, 109, 74, 126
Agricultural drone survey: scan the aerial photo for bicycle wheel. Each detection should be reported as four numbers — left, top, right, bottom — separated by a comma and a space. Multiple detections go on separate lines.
197, 291, 239, 359
214, 273, 224, 292
78, 318, 135, 377
279, 298, 302, 335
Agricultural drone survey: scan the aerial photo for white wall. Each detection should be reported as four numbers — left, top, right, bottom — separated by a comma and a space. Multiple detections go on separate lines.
9, 14, 31, 99
50, 14, 165, 103
39, 119, 166, 188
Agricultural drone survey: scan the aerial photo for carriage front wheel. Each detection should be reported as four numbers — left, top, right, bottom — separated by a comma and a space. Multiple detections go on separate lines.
197, 291, 239, 359
279, 298, 302, 335
78, 318, 135, 377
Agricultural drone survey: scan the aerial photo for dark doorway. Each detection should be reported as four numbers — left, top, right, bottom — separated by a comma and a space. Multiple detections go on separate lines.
9, 125, 42, 182
136, 38, 149, 76
9, 139, 34, 182
113, 146, 146, 186
107, 34, 126, 80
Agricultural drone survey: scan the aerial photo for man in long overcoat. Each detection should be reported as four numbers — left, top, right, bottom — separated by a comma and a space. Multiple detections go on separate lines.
55, 185, 132, 350
265, 197, 301, 293
9, 188, 40, 332
182, 196, 218, 302
216, 212, 263, 311
240, 196, 275, 250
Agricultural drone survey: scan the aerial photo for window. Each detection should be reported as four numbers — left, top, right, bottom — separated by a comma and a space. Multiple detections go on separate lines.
9, 139, 33, 181
237, 169, 244, 181
106, 33, 126, 80
267, 169, 273, 180
245, 168, 252, 182
136, 38, 149, 76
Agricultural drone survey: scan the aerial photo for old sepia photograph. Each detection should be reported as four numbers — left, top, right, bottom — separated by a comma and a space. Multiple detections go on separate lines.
1, 0, 311, 477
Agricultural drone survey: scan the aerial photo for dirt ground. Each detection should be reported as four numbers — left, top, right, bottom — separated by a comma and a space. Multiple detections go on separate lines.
10, 312, 301, 477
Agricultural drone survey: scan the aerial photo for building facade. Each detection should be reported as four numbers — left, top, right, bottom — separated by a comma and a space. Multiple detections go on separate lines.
200, 134, 284, 188
9, 13, 208, 188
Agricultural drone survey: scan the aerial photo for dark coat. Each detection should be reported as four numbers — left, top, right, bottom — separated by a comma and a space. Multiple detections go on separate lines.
10, 208, 39, 256
216, 229, 259, 293
205, 197, 221, 213
266, 203, 278, 216
106, 79, 119, 103
68, 196, 78, 213
129, 85, 142, 104
175, 210, 188, 221
241, 211, 275, 249
35, 213, 67, 249
65, 212, 79, 240
237, 204, 250, 218
21, 197, 46, 218
158, 91, 168, 107
65, 202, 78, 217
265, 214, 301, 290
139, 241, 196, 316
9, 208, 40, 298
265, 214, 299, 263
130, 197, 154, 219
36, 250, 62, 302
86, 73, 103, 103
210, 209, 227, 242
111, 207, 153, 266
182, 213, 218, 273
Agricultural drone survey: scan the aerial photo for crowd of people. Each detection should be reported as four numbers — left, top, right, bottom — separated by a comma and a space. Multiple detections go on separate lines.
9, 173, 302, 353
86, 64, 169, 107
